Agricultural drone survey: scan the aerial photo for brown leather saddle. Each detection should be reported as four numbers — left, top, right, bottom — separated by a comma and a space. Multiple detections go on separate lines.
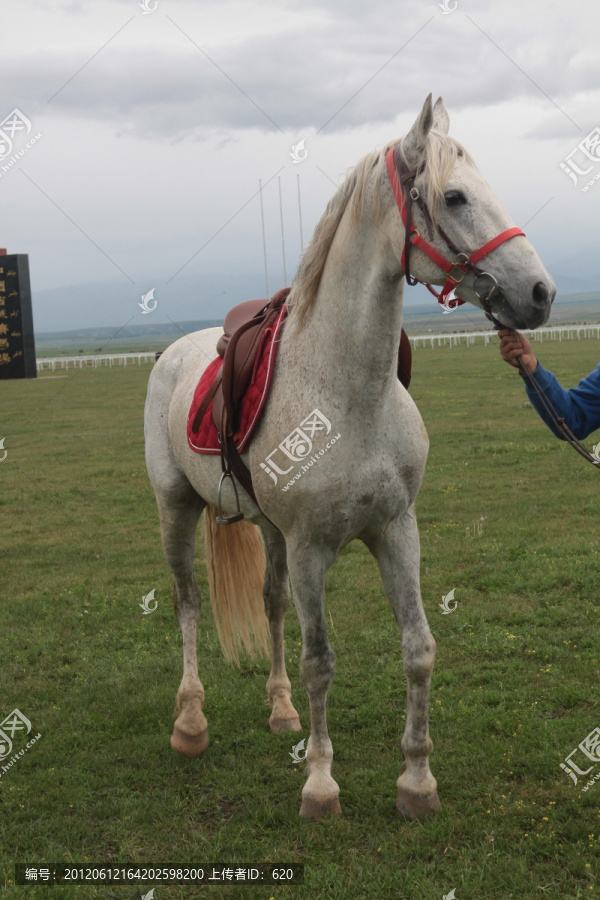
194, 287, 412, 523
191, 288, 289, 523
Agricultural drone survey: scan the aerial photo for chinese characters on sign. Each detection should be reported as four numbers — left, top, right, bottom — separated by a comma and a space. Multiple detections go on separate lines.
0, 253, 36, 379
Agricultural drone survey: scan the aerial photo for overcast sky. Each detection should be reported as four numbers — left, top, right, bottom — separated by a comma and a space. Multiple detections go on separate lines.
1, 0, 599, 329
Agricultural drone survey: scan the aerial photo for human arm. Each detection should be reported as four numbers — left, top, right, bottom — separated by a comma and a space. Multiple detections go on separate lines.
498, 329, 600, 441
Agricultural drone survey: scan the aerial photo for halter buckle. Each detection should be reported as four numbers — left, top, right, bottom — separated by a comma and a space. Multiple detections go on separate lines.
409, 186, 420, 201
446, 261, 468, 284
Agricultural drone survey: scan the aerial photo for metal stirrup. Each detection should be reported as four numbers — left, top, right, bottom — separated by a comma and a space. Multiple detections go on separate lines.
216, 471, 244, 525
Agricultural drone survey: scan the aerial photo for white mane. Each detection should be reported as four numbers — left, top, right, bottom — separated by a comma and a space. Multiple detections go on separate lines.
287, 131, 475, 329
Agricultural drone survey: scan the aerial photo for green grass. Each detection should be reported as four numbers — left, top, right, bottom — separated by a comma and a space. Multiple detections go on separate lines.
2, 337, 600, 899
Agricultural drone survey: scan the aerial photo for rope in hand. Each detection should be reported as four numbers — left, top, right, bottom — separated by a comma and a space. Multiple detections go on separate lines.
505, 329, 600, 469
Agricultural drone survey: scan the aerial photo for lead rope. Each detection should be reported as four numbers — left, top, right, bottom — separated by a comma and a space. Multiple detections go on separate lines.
484, 310, 600, 469
515, 355, 600, 468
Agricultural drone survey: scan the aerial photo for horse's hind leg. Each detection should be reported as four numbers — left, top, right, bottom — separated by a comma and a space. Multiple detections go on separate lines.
368, 504, 440, 818
262, 528, 302, 734
287, 540, 341, 818
155, 485, 208, 757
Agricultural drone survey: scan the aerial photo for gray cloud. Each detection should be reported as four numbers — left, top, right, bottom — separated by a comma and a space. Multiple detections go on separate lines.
2, 0, 599, 311
2, 2, 594, 142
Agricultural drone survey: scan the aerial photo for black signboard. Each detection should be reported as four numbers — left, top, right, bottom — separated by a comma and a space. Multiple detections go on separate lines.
0, 254, 36, 379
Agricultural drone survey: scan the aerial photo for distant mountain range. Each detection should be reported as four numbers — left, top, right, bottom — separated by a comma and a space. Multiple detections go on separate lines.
31, 272, 272, 334
30, 261, 600, 348
34, 289, 600, 355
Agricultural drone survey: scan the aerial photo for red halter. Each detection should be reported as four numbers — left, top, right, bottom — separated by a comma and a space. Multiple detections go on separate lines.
385, 145, 525, 310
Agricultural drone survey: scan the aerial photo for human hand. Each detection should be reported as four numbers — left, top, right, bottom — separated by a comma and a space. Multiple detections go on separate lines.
498, 328, 538, 373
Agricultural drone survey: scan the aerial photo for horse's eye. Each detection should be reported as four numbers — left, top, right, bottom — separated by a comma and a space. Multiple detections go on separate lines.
445, 190, 466, 207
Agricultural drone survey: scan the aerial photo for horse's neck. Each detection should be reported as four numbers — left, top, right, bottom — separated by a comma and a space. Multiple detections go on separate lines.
291, 211, 405, 404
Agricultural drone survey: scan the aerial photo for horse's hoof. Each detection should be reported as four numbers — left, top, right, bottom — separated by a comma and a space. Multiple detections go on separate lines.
170, 726, 209, 758
396, 788, 441, 819
299, 795, 342, 819
270, 716, 302, 734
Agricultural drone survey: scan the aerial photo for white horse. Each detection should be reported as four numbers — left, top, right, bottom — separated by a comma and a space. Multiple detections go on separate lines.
144, 95, 555, 819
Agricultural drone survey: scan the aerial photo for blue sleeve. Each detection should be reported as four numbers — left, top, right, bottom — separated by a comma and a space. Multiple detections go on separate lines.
522, 360, 600, 440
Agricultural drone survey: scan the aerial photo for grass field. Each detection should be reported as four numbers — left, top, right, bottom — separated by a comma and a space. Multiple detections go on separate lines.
2, 335, 600, 899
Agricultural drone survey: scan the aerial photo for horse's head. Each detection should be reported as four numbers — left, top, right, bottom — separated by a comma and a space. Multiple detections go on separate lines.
389, 94, 555, 329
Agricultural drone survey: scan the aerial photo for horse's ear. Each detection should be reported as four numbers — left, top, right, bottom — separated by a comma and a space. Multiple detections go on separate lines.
402, 94, 434, 166
433, 96, 450, 134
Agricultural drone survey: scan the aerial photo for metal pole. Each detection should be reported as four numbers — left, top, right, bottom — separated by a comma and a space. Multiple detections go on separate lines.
297, 173, 304, 254
278, 176, 287, 284
259, 179, 269, 297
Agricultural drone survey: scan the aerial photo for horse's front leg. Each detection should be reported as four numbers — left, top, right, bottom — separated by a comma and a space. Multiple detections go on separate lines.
287, 541, 341, 818
368, 504, 440, 818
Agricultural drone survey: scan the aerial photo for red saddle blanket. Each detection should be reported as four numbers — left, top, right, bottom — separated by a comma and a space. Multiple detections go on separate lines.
187, 305, 287, 454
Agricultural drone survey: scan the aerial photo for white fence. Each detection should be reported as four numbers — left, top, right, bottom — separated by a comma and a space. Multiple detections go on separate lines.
36, 323, 600, 371
408, 323, 600, 349
37, 351, 158, 372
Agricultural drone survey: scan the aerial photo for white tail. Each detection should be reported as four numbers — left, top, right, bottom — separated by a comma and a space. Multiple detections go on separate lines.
203, 504, 270, 665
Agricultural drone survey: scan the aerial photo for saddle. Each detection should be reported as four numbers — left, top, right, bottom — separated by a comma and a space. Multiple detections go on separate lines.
194, 287, 412, 524
190, 288, 289, 523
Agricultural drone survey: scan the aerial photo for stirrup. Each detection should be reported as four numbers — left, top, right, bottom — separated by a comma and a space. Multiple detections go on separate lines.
215, 471, 244, 525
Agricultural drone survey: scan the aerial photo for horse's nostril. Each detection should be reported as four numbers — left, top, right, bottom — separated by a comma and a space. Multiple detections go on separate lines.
533, 281, 549, 304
